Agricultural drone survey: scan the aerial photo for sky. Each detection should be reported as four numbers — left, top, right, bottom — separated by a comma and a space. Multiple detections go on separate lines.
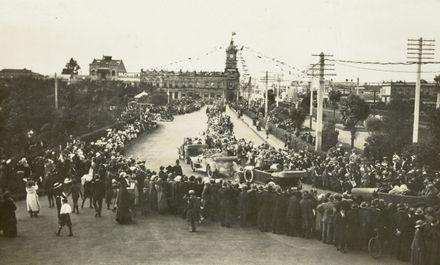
1, 0, 440, 83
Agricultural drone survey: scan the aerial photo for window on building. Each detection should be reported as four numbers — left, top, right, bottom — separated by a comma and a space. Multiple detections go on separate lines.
91, 69, 96, 75
112, 70, 116, 76
204, 93, 209, 98
210, 93, 215, 98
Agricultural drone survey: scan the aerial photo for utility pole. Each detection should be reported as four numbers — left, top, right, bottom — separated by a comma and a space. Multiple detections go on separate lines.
372, 90, 377, 117
276, 74, 283, 107
259, 72, 274, 120
310, 52, 335, 151
54, 73, 58, 110
308, 66, 316, 129
265, 71, 269, 118
407, 38, 435, 143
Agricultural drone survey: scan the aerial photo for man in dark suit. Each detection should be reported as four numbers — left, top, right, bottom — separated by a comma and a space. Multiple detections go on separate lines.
184, 190, 200, 232
92, 175, 106, 217
173, 160, 183, 176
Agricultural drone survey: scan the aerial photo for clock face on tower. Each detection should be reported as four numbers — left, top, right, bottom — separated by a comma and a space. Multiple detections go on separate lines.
229, 54, 235, 59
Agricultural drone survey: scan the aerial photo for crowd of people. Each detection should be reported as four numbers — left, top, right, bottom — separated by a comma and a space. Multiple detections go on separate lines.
0, 99, 440, 265
0, 98, 206, 236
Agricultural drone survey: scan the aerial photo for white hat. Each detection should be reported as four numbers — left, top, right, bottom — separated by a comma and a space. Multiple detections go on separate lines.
64, 178, 72, 184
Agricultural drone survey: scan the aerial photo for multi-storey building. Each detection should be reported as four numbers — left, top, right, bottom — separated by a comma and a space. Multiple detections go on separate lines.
89, 55, 127, 80
381, 81, 438, 105
140, 40, 240, 101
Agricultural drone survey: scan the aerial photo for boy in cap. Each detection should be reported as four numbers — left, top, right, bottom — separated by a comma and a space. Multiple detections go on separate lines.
56, 198, 73, 236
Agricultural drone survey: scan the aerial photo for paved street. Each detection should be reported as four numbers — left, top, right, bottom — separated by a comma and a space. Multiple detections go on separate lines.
0, 107, 406, 265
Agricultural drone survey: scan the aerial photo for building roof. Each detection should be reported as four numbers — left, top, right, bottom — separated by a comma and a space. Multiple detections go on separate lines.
140, 69, 227, 77
89, 56, 126, 72
0, 68, 43, 77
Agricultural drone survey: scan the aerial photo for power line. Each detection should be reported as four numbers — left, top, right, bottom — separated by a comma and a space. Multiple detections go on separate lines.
334, 61, 440, 73
326, 58, 440, 65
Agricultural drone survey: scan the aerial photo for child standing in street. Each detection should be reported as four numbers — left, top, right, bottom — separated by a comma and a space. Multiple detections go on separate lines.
56, 198, 73, 236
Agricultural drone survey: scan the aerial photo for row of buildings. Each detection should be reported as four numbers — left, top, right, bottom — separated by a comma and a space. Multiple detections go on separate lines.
87, 40, 240, 101
1, 37, 438, 105
246, 77, 439, 107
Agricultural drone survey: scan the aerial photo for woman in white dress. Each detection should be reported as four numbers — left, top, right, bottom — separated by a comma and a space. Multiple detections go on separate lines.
26, 180, 41, 217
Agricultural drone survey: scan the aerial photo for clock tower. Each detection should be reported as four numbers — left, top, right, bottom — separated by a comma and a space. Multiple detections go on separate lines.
224, 39, 240, 102
225, 40, 238, 72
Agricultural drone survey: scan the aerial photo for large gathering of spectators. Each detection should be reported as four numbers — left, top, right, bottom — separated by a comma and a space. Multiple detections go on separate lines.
0, 99, 439, 265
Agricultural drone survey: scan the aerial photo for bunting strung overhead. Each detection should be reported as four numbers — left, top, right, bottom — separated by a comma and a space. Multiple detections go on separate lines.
150, 45, 224, 71
241, 46, 310, 78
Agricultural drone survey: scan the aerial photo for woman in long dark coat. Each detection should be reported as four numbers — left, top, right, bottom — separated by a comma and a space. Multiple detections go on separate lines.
334, 208, 349, 252
257, 188, 273, 232
286, 191, 301, 237
116, 181, 132, 224
411, 220, 425, 265
1, 192, 17, 237
299, 192, 314, 238
423, 217, 440, 265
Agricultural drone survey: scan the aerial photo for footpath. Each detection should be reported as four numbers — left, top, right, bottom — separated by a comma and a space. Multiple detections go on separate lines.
227, 106, 285, 149
227, 106, 336, 194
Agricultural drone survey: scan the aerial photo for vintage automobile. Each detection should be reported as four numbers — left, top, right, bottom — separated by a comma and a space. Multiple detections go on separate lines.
238, 166, 307, 189
351, 187, 437, 208
178, 137, 207, 164
190, 153, 238, 178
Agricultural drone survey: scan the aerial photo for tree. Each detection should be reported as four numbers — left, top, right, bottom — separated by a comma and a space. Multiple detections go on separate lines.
365, 117, 382, 134
339, 94, 370, 148
364, 97, 412, 160
322, 122, 339, 151
299, 90, 317, 110
382, 98, 412, 152
289, 107, 307, 129
428, 108, 440, 147
434, 75, 440, 109
328, 90, 342, 118
62, 58, 81, 76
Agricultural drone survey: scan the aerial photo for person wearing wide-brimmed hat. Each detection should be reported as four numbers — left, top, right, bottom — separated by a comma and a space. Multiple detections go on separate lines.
410, 220, 425, 265
115, 180, 132, 225
394, 203, 411, 261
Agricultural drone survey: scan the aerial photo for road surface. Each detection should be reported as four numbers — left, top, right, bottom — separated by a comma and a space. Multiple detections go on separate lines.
0, 106, 406, 265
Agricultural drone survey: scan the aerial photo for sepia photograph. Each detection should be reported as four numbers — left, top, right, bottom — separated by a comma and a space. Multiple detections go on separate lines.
0, 0, 440, 264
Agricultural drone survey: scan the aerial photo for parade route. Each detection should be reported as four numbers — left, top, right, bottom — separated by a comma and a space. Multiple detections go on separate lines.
0, 107, 406, 265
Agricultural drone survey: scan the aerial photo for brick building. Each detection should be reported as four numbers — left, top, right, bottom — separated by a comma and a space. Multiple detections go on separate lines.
140, 40, 240, 101
381, 81, 438, 105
